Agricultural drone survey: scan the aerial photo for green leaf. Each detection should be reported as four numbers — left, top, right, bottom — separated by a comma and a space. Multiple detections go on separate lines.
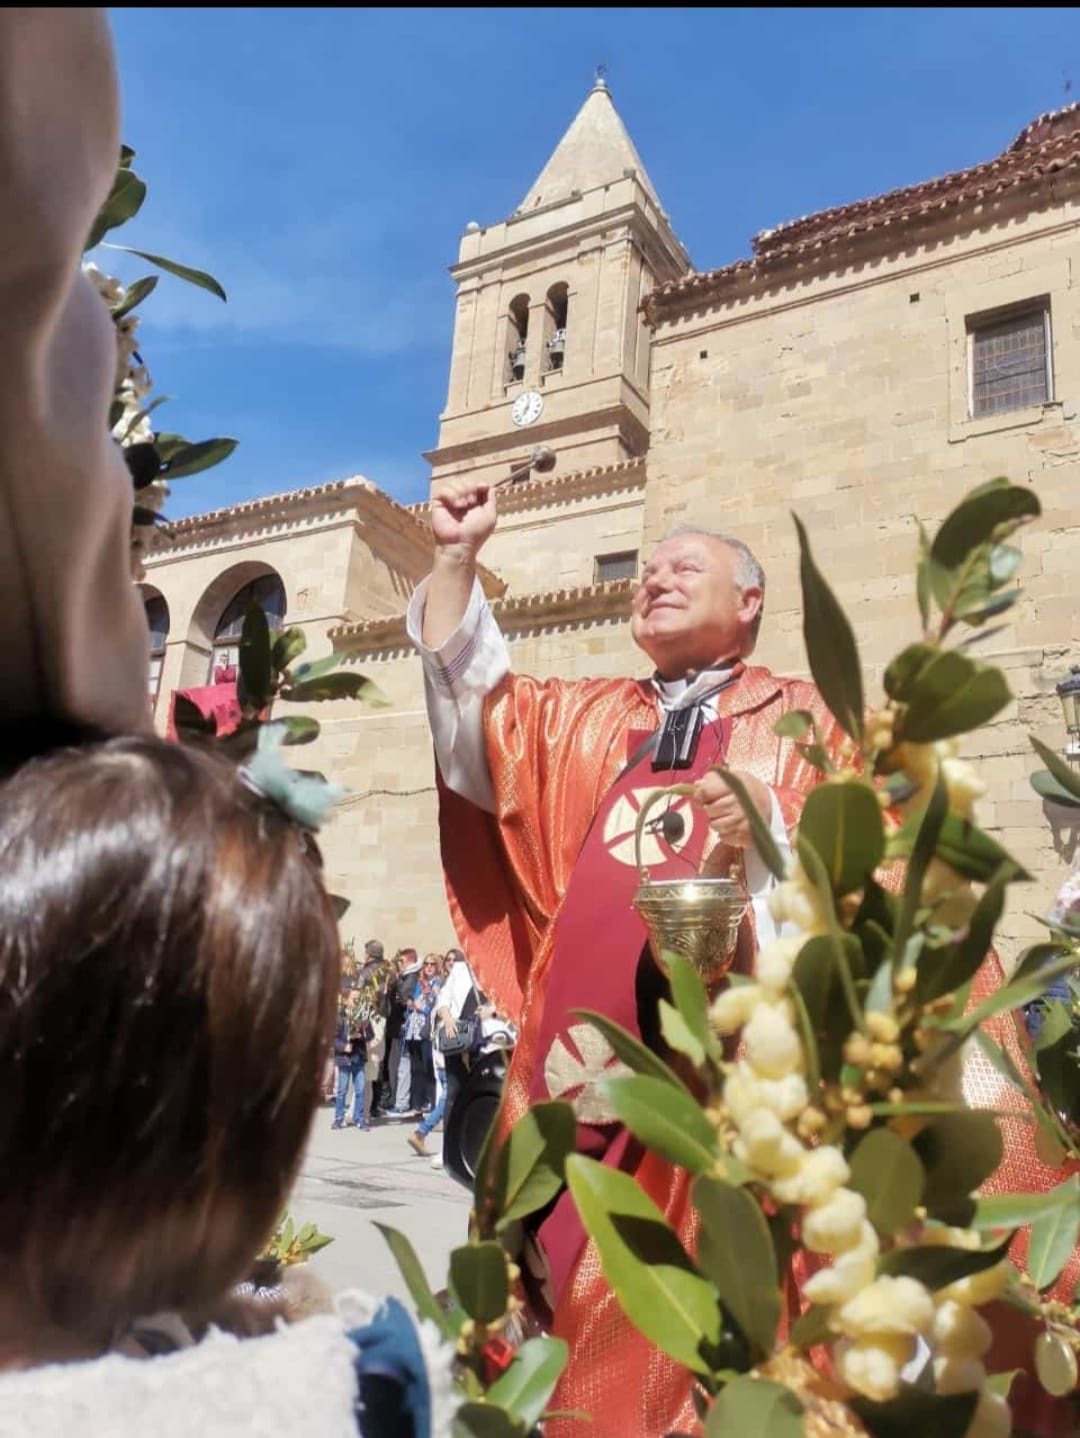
288, 654, 341, 685
1028, 1199, 1080, 1291
485, 1337, 568, 1428
237, 601, 273, 711
912, 1111, 1003, 1217
667, 956, 715, 1060
152, 432, 189, 462
658, 1000, 706, 1067
798, 781, 884, 896
272, 627, 307, 671
930, 478, 1040, 577
934, 814, 1029, 883
173, 693, 216, 738
848, 1128, 926, 1236
693, 1175, 781, 1357
972, 1175, 1080, 1231
916, 864, 1011, 1003
714, 767, 786, 879
792, 934, 863, 1083
1031, 735, 1080, 803
119, 144, 136, 168
119, 393, 172, 445
793, 513, 864, 741
941, 949, 1079, 1033
878, 1232, 1013, 1289
916, 520, 932, 632
111, 274, 158, 320
487, 1101, 577, 1233
596, 1075, 719, 1174
452, 1403, 526, 1438
899, 650, 1011, 743
773, 710, 814, 740
373, 1223, 456, 1338
564, 1155, 721, 1376
884, 642, 936, 703
284, 672, 390, 705
796, 741, 834, 773
985, 1369, 1022, 1399
104, 244, 228, 300
796, 840, 866, 1034
163, 437, 239, 479
277, 715, 320, 745
852, 1386, 979, 1438
450, 1241, 510, 1324
572, 1009, 686, 1090
1032, 768, 1080, 807
893, 775, 947, 969
703, 1376, 803, 1438
789, 1304, 832, 1349
85, 168, 146, 250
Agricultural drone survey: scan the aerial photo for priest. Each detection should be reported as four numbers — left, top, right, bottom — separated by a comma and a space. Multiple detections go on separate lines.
408, 474, 843, 1436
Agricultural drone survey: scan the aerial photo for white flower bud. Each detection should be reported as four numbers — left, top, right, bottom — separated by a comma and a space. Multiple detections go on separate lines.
723, 1067, 763, 1125
771, 1144, 849, 1206
933, 1355, 987, 1396
754, 1072, 810, 1123
744, 1002, 803, 1079
833, 1275, 934, 1339
941, 757, 986, 820
732, 1107, 804, 1178
802, 1242, 878, 1307
802, 1189, 868, 1255
710, 983, 761, 1035
932, 1300, 992, 1360
836, 1334, 915, 1402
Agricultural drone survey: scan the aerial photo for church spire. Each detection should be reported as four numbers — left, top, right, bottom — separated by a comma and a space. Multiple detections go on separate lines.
517, 73, 663, 215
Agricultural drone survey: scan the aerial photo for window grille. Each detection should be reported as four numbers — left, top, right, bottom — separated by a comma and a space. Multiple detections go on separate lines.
969, 303, 1051, 417
594, 550, 638, 584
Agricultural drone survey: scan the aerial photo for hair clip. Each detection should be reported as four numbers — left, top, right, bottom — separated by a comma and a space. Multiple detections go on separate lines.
239, 723, 344, 832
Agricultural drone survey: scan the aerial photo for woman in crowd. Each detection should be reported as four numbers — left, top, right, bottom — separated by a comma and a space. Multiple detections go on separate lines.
401, 954, 443, 1117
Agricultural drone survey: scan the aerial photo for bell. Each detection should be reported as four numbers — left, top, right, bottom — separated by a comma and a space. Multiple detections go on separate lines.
631, 786, 748, 985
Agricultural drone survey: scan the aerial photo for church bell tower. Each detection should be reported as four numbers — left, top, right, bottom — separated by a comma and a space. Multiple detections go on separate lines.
425, 75, 691, 491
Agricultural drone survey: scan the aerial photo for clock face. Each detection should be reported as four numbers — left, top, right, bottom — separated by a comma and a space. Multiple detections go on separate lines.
511, 390, 544, 428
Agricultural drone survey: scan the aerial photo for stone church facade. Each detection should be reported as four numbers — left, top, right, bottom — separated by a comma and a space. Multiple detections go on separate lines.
144, 83, 1080, 959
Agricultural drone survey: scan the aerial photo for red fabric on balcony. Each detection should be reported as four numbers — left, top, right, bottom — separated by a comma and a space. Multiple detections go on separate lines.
165, 681, 242, 741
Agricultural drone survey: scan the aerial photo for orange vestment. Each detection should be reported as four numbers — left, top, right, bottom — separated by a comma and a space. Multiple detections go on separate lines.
438, 666, 839, 1437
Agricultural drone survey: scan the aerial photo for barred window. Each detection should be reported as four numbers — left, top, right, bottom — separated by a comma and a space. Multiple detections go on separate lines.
969, 303, 1051, 417
594, 550, 638, 584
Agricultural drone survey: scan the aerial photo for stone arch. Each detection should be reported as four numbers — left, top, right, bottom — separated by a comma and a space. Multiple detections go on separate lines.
139, 584, 169, 708
181, 561, 288, 689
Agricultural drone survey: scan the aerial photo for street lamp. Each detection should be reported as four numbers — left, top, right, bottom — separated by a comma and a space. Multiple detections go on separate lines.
1058, 667, 1080, 767
494, 445, 556, 490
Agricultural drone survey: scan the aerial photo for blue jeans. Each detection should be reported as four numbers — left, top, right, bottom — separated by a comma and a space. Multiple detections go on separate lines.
335, 1059, 366, 1126
418, 1083, 445, 1139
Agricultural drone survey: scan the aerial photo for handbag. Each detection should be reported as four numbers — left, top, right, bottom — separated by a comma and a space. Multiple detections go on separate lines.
435, 959, 483, 1056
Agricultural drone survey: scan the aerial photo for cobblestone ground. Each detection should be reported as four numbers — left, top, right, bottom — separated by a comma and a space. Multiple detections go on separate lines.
287, 1103, 472, 1307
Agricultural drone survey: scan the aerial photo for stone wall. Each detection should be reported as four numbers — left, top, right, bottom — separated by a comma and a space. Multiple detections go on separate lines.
647, 196, 1080, 955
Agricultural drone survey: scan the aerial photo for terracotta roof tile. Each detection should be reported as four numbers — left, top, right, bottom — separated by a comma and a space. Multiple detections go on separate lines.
647, 102, 1080, 321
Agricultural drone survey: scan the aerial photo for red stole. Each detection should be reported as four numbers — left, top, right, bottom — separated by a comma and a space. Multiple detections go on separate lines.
528, 712, 744, 1305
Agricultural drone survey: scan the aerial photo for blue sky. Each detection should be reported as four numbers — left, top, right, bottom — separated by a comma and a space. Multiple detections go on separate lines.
105, 7, 1077, 518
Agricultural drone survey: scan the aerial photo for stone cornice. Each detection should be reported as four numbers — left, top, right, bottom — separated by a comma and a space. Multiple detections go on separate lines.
409, 456, 646, 518
143, 475, 504, 594
329, 577, 634, 656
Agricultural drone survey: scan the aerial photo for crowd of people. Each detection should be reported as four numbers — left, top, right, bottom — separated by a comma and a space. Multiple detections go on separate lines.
327, 942, 517, 1171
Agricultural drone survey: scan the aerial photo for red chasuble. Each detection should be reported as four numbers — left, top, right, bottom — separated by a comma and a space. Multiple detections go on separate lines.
437, 666, 841, 1438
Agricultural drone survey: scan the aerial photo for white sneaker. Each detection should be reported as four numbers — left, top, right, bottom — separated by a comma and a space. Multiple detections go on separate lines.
430, 1155, 444, 1170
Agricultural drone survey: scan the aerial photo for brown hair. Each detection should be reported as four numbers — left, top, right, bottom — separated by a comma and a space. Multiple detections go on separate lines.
0, 735, 340, 1349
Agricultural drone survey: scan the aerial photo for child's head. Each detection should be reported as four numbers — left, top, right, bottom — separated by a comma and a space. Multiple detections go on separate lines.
0, 735, 341, 1351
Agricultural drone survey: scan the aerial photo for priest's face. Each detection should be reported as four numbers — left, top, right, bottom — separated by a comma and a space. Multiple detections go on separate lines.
630, 534, 762, 679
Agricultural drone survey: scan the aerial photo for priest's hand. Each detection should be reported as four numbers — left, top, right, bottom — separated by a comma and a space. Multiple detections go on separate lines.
430, 477, 498, 557
693, 769, 772, 848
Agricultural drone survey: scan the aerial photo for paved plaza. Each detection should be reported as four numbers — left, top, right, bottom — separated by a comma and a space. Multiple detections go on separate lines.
287, 1106, 472, 1307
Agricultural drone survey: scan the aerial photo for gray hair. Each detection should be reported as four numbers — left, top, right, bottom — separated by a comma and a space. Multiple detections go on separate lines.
660, 524, 766, 651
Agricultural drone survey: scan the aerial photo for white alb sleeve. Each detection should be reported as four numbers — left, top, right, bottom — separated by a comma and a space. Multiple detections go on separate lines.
742, 790, 794, 950
406, 575, 511, 814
